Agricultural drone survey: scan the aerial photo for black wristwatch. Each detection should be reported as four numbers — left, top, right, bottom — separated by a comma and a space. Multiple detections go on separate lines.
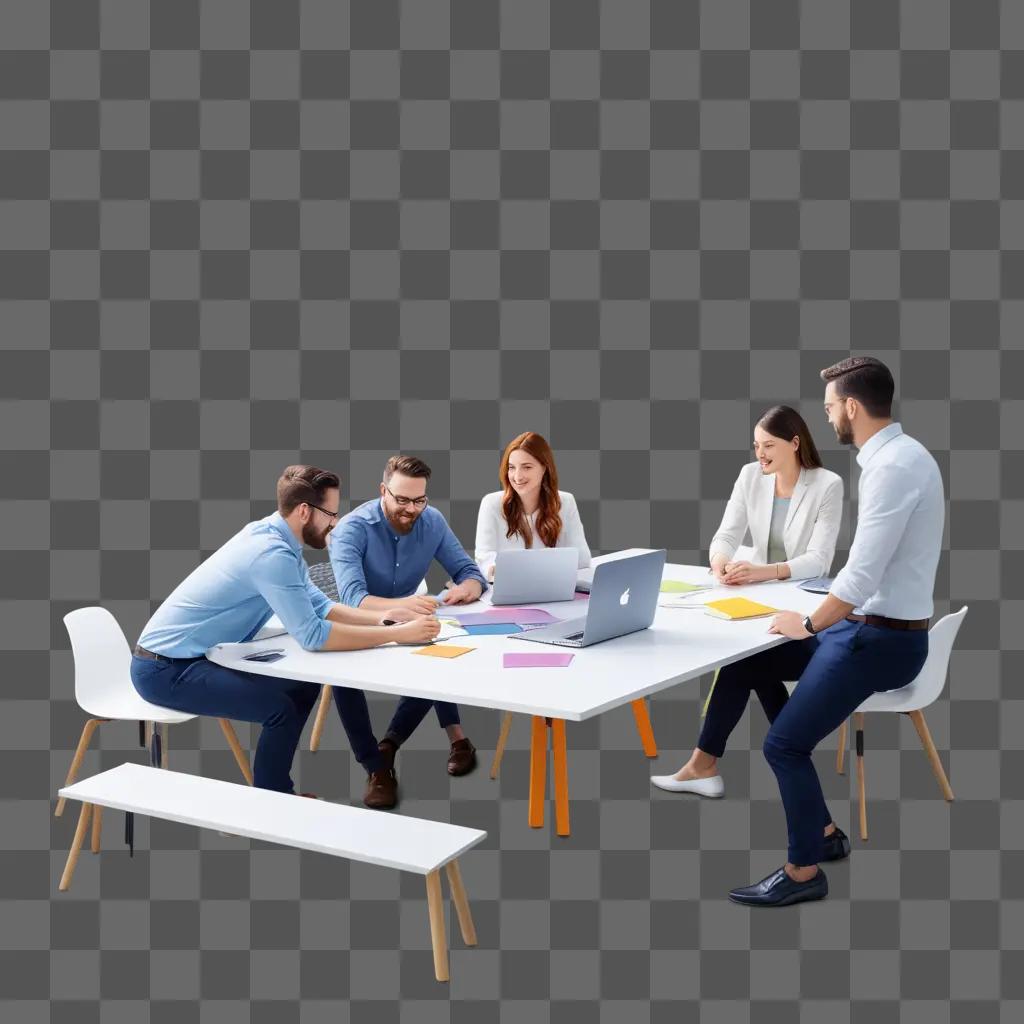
802, 615, 817, 636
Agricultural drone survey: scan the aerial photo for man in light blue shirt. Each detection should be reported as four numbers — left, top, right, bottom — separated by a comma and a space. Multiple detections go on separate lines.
132, 466, 439, 794
725, 357, 944, 907
328, 455, 488, 808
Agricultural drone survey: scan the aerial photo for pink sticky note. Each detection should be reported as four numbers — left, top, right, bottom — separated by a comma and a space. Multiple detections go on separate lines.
573, 592, 589, 601
503, 652, 575, 669
455, 608, 559, 626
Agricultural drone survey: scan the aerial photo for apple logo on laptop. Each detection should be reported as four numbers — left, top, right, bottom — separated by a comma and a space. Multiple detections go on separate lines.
619, 588, 630, 606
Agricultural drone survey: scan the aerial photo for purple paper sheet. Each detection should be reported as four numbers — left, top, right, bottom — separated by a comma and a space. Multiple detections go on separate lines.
454, 608, 559, 626
503, 652, 575, 669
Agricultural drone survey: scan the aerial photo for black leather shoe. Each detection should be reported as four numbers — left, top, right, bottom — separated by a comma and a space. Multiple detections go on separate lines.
822, 826, 851, 862
728, 866, 828, 907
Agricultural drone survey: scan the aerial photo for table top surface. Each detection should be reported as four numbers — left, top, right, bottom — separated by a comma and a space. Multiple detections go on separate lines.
206, 550, 822, 722
60, 763, 487, 874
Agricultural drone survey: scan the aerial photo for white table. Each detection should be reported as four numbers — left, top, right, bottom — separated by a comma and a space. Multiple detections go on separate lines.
208, 550, 821, 836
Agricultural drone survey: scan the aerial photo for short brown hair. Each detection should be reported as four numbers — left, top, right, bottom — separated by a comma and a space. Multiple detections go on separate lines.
276, 465, 340, 516
383, 455, 431, 484
756, 405, 824, 470
820, 356, 894, 418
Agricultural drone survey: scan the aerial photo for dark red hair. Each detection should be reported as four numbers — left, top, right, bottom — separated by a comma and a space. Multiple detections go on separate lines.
499, 432, 562, 549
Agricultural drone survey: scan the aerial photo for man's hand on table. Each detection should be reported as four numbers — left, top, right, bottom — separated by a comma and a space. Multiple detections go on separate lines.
440, 580, 483, 605
767, 610, 812, 639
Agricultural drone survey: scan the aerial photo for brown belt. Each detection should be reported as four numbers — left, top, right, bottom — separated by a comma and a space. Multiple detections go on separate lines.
846, 614, 929, 631
134, 644, 171, 661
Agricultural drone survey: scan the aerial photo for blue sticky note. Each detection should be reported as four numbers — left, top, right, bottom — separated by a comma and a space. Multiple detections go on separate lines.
462, 622, 524, 636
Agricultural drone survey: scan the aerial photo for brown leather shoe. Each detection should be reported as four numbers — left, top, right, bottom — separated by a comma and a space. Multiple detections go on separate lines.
447, 738, 477, 776
363, 769, 398, 809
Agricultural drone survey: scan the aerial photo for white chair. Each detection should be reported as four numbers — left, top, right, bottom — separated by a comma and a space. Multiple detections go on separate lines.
56, 608, 254, 850
830, 606, 966, 840
305, 564, 431, 753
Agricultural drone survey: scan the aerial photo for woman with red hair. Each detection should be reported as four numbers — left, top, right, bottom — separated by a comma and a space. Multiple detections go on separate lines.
474, 431, 591, 581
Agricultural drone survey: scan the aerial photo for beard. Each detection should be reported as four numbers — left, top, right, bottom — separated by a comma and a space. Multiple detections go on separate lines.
385, 507, 420, 534
833, 412, 854, 446
302, 522, 332, 549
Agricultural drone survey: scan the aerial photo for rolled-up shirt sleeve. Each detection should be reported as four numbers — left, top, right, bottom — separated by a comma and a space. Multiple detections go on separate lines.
250, 548, 333, 651
329, 519, 371, 608
831, 465, 920, 610
437, 521, 488, 591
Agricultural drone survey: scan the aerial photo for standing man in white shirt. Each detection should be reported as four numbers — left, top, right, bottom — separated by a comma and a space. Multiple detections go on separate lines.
727, 356, 944, 907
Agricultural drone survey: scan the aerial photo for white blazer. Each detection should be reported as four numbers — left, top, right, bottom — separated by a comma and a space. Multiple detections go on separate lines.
474, 490, 592, 579
708, 463, 844, 580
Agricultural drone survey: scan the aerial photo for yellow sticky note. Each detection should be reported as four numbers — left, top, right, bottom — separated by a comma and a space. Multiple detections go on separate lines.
413, 644, 475, 659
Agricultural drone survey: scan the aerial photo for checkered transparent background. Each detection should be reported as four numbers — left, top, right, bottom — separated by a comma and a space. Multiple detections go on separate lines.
1, 1, 1022, 1020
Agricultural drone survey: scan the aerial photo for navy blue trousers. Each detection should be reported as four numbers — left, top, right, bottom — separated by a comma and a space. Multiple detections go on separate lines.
702, 619, 928, 866
330, 691, 460, 775
131, 654, 320, 793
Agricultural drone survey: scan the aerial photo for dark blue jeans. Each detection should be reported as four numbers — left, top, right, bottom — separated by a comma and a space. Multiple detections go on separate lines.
754, 619, 928, 866
330, 690, 461, 775
130, 654, 320, 793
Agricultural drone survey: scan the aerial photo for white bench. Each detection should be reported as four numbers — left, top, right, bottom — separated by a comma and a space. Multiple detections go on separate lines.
58, 763, 486, 982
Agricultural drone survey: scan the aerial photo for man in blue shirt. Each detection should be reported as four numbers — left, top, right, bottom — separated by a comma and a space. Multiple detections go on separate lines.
132, 466, 440, 795
726, 358, 943, 907
328, 455, 488, 808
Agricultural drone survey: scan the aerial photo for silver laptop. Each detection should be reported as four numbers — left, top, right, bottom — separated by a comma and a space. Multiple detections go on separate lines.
514, 549, 666, 648
490, 547, 579, 605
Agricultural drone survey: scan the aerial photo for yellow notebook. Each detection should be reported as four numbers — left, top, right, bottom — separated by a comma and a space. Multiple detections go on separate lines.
704, 597, 778, 621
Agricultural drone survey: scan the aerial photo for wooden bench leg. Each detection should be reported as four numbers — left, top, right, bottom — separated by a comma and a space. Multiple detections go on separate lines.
218, 719, 253, 785
551, 718, 570, 838
631, 698, 658, 758
309, 684, 333, 753
55, 718, 105, 817
425, 869, 449, 982
855, 712, 867, 841
528, 716, 547, 828
91, 805, 103, 854
490, 710, 514, 780
445, 859, 477, 947
836, 718, 848, 775
59, 802, 94, 891
908, 709, 954, 802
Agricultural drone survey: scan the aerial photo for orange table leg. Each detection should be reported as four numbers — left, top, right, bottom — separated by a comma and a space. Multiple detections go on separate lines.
528, 716, 547, 828
551, 718, 570, 838
631, 698, 658, 758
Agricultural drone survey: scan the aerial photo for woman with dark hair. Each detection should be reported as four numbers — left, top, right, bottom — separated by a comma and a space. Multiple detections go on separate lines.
651, 406, 844, 798
474, 431, 591, 581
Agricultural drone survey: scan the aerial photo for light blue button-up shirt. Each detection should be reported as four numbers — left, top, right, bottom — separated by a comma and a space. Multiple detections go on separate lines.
329, 499, 487, 608
138, 512, 334, 657
831, 423, 945, 619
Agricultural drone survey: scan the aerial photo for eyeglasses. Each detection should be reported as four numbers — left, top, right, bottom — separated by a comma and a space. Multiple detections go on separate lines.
385, 485, 428, 510
306, 502, 339, 522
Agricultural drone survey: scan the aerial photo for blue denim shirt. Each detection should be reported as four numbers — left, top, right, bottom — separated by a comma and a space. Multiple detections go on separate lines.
138, 512, 333, 656
328, 499, 487, 607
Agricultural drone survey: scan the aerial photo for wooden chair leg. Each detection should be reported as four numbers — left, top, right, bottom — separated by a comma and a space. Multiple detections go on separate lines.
551, 718, 571, 837
425, 869, 449, 982
91, 805, 103, 854
445, 859, 477, 946
836, 718, 848, 775
630, 698, 658, 758
159, 723, 169, 768
490, 710, 514, 780
218, 719, 254, 786
55, 718, 104, 817
309, 684, 333, 753
908, 709, 954, 801
59, 802, 94, 891
528, 716, 547, 829
855, 712, 867, 840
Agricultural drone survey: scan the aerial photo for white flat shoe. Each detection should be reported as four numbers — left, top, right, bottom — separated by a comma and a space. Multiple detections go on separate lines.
650, 774, 725, 798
